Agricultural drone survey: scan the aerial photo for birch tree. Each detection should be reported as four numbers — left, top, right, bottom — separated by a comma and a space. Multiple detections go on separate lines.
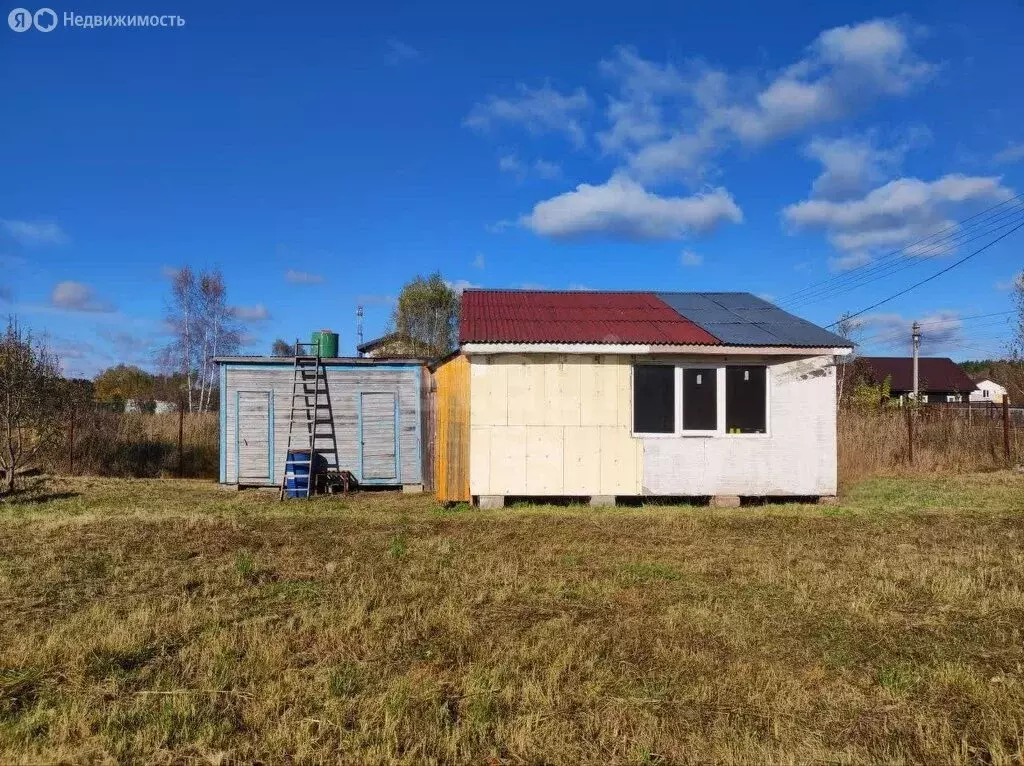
0, 318, 63, 495
161, 267, 242, 412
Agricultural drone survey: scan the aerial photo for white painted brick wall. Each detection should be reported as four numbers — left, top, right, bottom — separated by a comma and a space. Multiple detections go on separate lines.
642, 356, 837, 496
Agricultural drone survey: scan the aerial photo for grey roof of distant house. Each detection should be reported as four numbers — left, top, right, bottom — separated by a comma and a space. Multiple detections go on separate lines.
656, 292, 853, 348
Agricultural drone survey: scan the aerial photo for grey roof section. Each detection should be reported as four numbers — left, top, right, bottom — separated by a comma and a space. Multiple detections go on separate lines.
656, 292, 853, 348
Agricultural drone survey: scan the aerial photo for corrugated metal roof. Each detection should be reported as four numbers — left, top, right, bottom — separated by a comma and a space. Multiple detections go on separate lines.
855, 357, 978, 393
657, 292, 853, 348
459, 290, 721, 345
215, 356, 425, 366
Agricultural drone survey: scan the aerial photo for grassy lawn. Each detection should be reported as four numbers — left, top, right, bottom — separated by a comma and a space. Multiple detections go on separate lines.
2, 474, 1024, 764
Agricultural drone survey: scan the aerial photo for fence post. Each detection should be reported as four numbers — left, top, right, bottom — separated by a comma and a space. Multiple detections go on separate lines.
68, 408, 75, 475
178, 400, 185, 478
906, 405, 914, 465
1004, 397, 1012, 462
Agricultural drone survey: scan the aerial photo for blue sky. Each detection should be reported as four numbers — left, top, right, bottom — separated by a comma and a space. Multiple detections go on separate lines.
2, 0, 1022, 376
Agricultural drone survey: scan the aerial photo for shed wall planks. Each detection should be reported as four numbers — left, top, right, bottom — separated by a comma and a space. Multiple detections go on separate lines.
221, 364, 422, 486
433, 355, 471, 502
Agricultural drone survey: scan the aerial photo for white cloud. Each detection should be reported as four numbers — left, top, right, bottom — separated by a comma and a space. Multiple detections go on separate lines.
594, 19, 933, 185
385, 38, 420, 66
465, 83, 591, 148
567, 283, 592, 290
285, 269, 324, 285
521, 176, 742, 240
857, 310, 965, 352
2, 219, 68, 246
484, 219, 513, 234
994, 143, 1024, 165
783, 174, 1014, 266
230, 304, 271, 321
445, 279, 479, 294
160, 265, 183, 280
499, 152, 563, 180
680, 249, 703, 267
356, 294, 396, 306
532, 158, 562, 180
994, 272, 1024, 291
804, 133, 911, 200
472, 253, 486, 270
50, 281, 114, 313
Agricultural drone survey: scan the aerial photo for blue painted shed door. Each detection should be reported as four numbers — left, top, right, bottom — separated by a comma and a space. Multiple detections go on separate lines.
238, 391, 271, 483
360, 392, 397, 480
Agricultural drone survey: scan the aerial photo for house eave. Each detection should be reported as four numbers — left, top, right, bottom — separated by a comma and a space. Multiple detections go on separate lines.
460, 343, 853, 356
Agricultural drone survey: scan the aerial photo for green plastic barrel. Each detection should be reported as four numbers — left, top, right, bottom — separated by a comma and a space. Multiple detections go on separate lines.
311, 329, 339, 358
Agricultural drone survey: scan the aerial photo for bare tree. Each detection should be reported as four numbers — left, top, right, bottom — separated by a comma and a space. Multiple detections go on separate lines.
161, 267, 242, 413
1012, 271, 1024, 361
833, 311, 860, 408
271, 338, 293, 357
0, 318, 63, 495
196, 271, 241, 413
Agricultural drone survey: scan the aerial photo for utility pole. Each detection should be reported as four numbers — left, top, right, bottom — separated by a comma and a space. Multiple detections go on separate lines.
356, 305, 364, 353
911, 321, 921, 403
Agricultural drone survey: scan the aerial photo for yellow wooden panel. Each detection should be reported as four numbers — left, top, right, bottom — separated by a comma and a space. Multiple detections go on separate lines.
471, 358, 508, 427
581, 358, 620, 427
526, 426, 564, 494
490, 425, 526, 495
505, 356, 536, 427
599, 426, 642, 495
614, 359, 634, 429
433, 354, 471, 502
469, 426, 491, 495
522, 361, 548, 426
548, 358, 582, 426
563, 426, 601, 494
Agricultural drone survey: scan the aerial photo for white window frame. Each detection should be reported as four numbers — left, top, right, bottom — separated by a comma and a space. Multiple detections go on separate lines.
631, 363, 771, 439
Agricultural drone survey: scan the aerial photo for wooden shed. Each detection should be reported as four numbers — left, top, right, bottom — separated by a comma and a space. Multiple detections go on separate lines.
216, 357, 430, 491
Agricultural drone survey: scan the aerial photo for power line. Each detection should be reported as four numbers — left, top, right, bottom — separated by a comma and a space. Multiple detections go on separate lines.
824, 221, 1024, 328
784, 203, 1024, 310
780, 193, 1024, 306
855, 313, 1016, 346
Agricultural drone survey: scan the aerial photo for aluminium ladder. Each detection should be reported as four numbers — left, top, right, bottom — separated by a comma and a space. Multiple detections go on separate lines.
279, 339, 338, 499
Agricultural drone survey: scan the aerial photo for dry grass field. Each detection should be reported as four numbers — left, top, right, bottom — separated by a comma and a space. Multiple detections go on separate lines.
2, 474, 1024, 764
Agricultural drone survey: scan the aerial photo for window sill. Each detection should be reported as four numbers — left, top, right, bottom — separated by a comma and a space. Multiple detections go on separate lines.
633, 432, 772, 439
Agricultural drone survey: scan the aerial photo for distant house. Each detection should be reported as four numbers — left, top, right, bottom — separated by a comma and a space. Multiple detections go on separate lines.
852, 357, 977, 403
357, 333, 434, 359
432, 289, 853, 505
970, 378, 1008, 403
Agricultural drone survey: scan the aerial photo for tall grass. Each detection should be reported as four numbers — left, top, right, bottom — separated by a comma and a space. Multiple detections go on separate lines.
38, 411, 218, 479
839, 406, 1020, 487
1, 475, 1023, 763
27, 406, 1021, 487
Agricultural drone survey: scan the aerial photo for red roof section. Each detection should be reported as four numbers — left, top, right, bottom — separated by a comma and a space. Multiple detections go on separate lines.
459, 290, 721, 345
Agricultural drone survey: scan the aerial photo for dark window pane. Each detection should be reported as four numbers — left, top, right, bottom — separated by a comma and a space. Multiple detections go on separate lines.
633, 365, 674, 433
726, 366, 767, 433
682, 368, 717, 431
